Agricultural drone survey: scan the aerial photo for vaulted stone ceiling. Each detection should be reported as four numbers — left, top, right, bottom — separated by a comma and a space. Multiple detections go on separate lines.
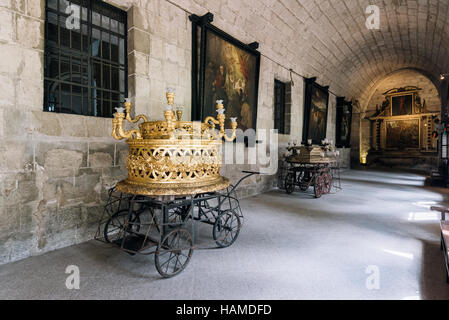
268, 0, 449, 110
145, 0, 449, 111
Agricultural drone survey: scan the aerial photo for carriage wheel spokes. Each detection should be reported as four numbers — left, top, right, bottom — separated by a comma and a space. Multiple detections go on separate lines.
155, 228, 193, 278
104, 209, 141, 243
314, 174, 324, 198
168, 205, 191, 226
213, 209, 242, 248
322, 172, 333, 194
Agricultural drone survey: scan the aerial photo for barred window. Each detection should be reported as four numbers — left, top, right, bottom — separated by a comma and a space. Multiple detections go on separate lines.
44, 0, 127, 117
274, 79, 291, 135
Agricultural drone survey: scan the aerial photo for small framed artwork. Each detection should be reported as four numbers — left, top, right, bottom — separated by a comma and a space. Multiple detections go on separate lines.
391, 94, 413, 116
190, 13, 260, 132
302, 78, 329, 145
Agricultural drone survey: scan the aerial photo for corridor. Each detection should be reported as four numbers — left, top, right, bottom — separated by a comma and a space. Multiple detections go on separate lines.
0, 169, 448, 300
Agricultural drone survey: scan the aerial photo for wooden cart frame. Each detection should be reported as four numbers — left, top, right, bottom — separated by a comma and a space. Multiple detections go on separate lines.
284, 162, 333, 198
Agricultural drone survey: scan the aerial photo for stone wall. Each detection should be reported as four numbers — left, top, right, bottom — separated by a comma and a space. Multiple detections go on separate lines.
0, 0, 346, 264
365, 70, 440, 115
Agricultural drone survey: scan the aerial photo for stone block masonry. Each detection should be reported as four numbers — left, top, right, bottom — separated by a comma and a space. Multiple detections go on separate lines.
0, 0, 361, 264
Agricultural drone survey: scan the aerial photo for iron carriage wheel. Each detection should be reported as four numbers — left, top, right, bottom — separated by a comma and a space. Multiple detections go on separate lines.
322, 172, 333, 195
284, 172, 296, 194
213, 209, 242, 248
314, 174, 324, 199
155, 228, 194, 278
104, 209, 142, 243
168, 205, 191, 226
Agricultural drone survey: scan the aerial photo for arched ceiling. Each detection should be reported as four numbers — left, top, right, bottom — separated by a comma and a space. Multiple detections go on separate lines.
159, 0, 449, 112
271, 0, 449, 110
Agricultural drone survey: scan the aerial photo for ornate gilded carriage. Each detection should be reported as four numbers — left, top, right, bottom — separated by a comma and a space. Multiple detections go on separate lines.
96, 91, 253, 278
111, 90, 237, 196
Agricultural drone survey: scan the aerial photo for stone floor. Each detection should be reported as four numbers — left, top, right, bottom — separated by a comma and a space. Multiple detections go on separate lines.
1, 168, 449, 300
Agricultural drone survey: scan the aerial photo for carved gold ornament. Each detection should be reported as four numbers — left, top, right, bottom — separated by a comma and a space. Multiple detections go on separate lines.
111, 89, 237, 196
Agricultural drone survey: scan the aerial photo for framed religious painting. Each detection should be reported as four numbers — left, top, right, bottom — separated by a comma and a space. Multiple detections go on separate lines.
302, 78, 329, 145
386, 119, 420, 150
391, 93, 413, 116
336, 97, 352, 148
190, 13, 260, 132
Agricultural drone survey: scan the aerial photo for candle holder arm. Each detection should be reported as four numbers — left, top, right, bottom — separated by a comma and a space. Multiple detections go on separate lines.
222, 122, 237, 142
125, 101, 148, 123
112, 113, 142, 140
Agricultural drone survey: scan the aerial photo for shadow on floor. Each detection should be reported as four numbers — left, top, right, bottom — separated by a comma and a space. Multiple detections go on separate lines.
420, 240, 449, 299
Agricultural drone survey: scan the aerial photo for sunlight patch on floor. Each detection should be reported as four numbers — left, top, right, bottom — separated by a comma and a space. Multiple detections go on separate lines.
408, 212, 439, 222
382, 249, 414, 260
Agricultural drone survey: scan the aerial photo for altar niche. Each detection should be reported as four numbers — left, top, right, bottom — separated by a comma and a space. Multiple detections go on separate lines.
369, 86, 439, 152
367, 86, 440, 168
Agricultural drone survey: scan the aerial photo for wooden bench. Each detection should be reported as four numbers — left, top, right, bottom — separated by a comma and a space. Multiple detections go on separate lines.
431, 206, 449, 283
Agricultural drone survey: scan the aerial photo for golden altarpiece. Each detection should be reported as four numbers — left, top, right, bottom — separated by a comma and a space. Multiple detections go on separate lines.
367, 86, 440, 166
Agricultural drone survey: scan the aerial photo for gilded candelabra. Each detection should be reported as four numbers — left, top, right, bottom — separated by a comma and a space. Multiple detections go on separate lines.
111, 89, 238, 196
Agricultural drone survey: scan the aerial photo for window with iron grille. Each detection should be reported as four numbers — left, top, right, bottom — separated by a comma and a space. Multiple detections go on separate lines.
44, 0, 127, 117
274, 79, 291, 135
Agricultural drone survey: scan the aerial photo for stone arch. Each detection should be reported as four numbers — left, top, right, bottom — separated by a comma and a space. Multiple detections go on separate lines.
353, 68, 442, 167
360, 68, 442, 113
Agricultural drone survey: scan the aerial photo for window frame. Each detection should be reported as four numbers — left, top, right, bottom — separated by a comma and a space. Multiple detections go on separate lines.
43, 0, 128, 118
274, 79, 287, 134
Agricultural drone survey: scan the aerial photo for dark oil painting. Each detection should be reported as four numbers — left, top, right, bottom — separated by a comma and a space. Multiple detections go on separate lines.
202, 30, 259, 131
386, 119, 419, 149
339, 106, 351, 146
306, 84, 329, 144
391, 94, 413, 116
336, 101, 352, 148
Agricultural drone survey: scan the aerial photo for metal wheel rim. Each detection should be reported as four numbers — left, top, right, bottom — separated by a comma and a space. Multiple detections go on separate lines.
213, 210, 242, 248
155, 228, 193, 278
322, 173, 332, 194
314, 176, 323, 198
104, 210, 141, 243
168, 206, 191, 226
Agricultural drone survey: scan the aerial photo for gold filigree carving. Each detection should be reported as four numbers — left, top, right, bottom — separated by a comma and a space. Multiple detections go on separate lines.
111, 90, 237, 196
